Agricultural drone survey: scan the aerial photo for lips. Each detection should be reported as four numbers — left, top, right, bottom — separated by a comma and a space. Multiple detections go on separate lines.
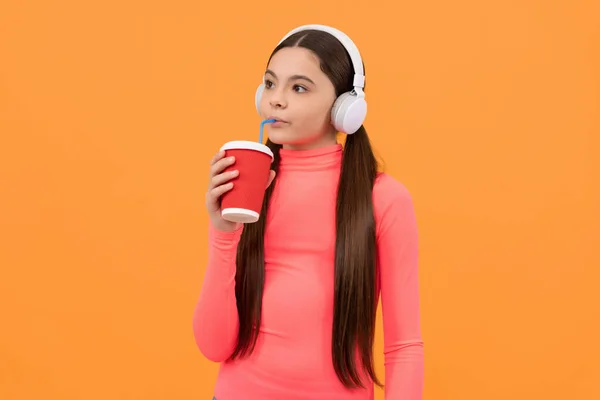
268, 116, 288, 123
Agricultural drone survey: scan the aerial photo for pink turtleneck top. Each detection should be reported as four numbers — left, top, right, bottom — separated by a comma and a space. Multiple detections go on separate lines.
193, 144, 424, 399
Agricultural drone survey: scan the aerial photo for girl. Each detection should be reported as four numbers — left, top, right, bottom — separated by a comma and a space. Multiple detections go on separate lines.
193, 24, 424, 399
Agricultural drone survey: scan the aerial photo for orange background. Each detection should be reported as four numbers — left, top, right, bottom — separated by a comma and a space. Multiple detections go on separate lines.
1, 1, 598, 399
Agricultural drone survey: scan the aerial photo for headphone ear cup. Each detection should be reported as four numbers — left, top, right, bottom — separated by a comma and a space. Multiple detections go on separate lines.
255, 84, 265, 115
331, 92, 367, 134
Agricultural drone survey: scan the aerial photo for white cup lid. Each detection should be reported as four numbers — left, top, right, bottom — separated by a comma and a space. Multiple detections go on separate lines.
220, 141, 274, 160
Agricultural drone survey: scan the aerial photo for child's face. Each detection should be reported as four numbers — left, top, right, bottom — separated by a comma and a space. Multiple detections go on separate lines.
259, 47, 338, 150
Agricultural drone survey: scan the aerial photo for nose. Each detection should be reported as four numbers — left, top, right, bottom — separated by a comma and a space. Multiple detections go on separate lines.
268, 88, 287, 109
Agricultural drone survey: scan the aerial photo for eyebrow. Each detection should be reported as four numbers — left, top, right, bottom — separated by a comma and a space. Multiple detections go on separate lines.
265, 69, 316, 85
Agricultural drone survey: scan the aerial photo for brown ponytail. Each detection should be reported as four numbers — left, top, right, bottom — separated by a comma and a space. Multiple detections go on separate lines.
229, 139, 281, 359
332, 125, 381, 388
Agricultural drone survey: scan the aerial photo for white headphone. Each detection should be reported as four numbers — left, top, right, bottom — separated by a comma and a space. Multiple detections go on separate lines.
255, 24, 367, 135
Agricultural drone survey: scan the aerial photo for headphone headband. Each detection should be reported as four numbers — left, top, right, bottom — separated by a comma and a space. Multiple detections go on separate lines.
277, 24, 365, 90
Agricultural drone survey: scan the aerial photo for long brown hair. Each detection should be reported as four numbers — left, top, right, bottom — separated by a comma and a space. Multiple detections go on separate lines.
229, 30, 382, 389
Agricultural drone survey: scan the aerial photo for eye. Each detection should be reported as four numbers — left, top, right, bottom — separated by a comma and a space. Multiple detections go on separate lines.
293, 85, 308, 93
264, 79, 274, 89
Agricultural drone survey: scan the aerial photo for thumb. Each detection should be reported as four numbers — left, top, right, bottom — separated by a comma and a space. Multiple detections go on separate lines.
266, 170, 276, 188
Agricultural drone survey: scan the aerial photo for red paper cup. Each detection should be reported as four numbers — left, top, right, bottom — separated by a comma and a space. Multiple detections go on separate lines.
219, 140, 274, 223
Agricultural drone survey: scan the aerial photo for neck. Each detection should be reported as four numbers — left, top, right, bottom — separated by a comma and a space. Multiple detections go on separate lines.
278, 142, 343, 172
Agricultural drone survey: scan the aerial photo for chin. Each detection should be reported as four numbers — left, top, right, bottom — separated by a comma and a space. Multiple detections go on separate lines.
266, 128, 298, 146
267, 125, 330, 149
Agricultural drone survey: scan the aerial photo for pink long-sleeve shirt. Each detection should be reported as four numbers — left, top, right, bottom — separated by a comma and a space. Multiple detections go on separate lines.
193, 144, 424, 399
